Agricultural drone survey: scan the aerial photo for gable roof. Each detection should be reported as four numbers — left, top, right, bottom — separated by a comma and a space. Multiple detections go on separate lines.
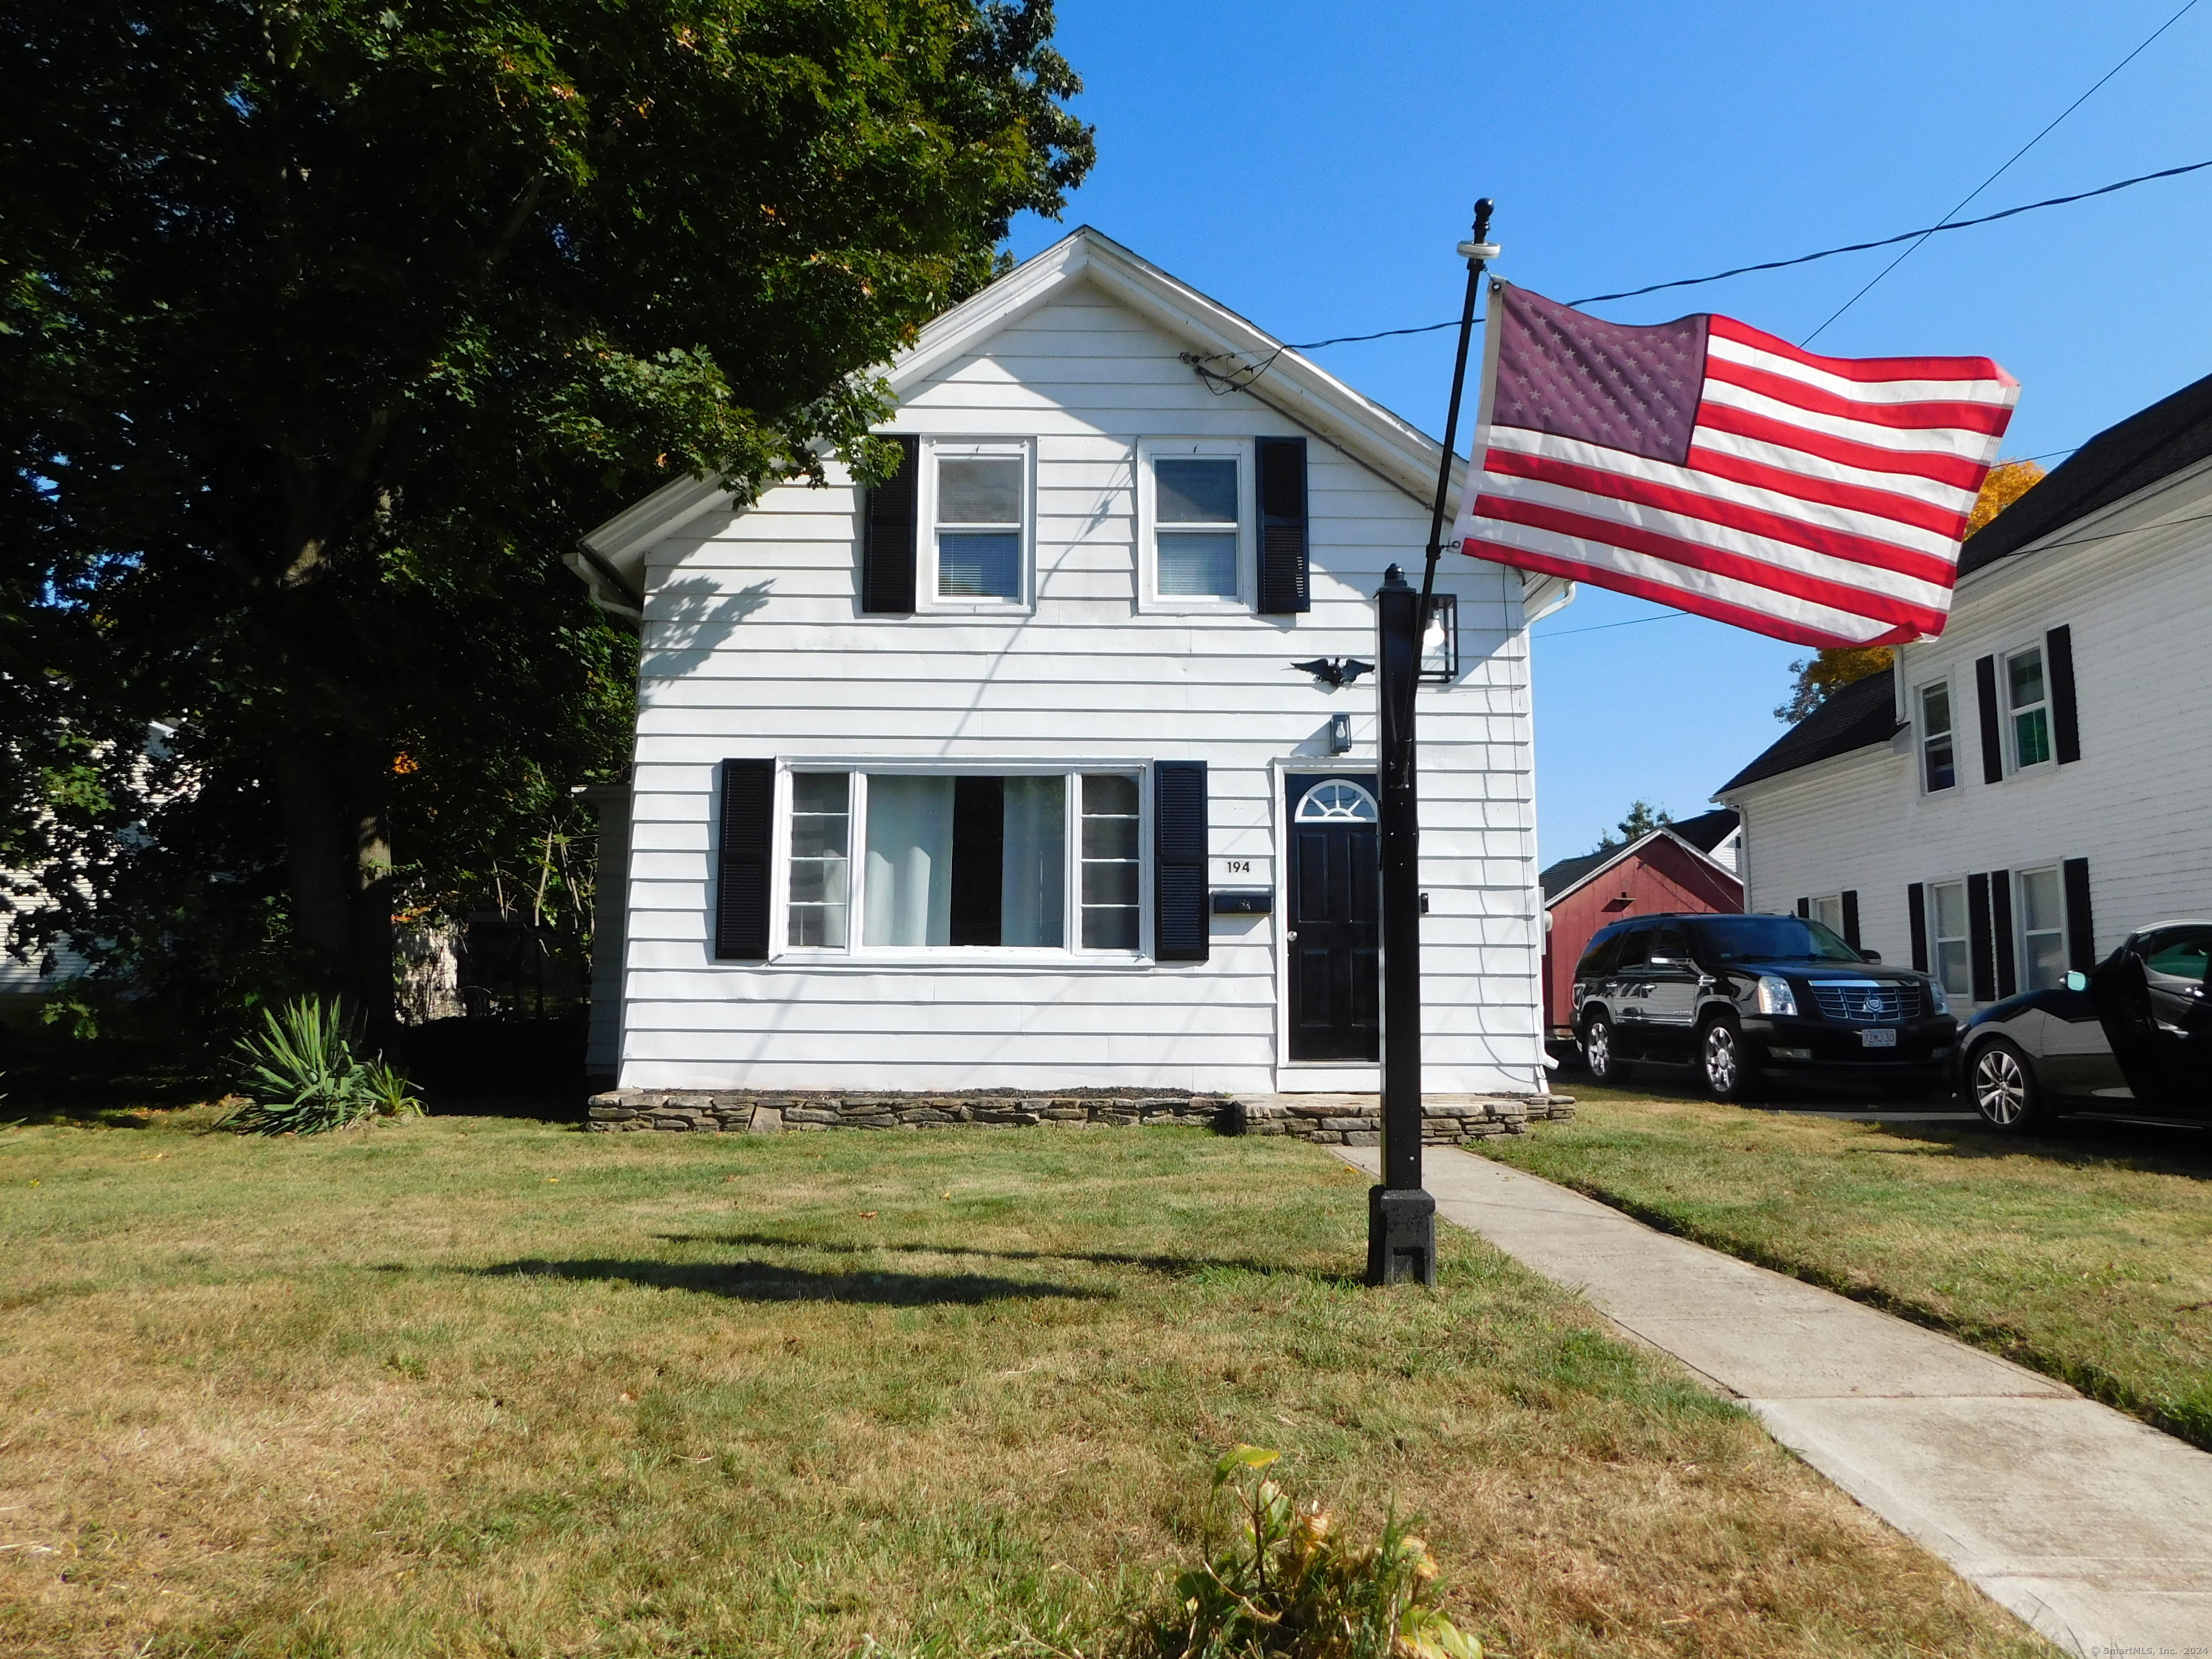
1959, 369, 2212, 576
1668, 806, 1739, 855
1716, 670, 1900, 795
575, 226, 1468, 593
1540, 824, 1744, 908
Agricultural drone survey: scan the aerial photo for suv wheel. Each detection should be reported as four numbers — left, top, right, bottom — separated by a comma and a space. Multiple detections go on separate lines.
1701, 1017, 1760, 1103
1582, 1012, 1627, 1083
1969, 1039, 2043, 1132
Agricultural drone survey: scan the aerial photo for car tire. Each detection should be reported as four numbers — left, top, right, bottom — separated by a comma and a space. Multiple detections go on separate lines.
1700, 1017, 1761, 1103
1968, 1038, 2043, 1132
1582, 1012, 1628, 1084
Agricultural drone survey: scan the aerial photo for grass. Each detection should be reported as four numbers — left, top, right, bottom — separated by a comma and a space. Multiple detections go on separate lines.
1481, 1082, 2212, 1449
0, 1107, 2049, 1659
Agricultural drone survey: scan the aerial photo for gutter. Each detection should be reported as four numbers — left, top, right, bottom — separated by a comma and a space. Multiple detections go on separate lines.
565, 539, 646, 630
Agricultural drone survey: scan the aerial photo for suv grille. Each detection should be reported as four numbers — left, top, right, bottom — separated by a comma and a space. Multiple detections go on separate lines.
1810, 980, 1924, 1023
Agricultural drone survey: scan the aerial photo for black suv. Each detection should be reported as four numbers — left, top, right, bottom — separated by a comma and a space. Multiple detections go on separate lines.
1571, 912, 1956, 1100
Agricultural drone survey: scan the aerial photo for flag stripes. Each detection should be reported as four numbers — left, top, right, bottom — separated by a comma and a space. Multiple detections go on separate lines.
1453, 287, 2018, 646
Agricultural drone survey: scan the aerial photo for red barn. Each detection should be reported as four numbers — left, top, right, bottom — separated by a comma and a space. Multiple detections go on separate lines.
1541, 810, 1743, 1042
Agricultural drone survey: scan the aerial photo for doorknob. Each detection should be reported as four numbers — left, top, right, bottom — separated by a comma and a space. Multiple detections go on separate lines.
1285, 930, 1298, 940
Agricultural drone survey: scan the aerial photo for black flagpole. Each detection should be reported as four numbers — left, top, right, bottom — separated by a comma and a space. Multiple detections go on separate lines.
1368, 199, 1496, 1289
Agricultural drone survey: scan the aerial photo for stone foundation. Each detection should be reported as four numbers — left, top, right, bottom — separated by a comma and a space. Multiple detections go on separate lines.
585, 1087, 1574, 1141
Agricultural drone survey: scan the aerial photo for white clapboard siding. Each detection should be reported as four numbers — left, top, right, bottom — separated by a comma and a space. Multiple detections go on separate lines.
607, 265, 1547, 1093
1726, 457, 2212, 1005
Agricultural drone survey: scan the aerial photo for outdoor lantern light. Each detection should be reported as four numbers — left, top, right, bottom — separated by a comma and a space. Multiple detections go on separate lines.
1328, 712, 1353, 753
1419, 595, 1457, 683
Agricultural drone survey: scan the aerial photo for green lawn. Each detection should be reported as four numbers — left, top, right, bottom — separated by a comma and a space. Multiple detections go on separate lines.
1482, 1085, 2212, 1448
0, 1107, 2046, 1658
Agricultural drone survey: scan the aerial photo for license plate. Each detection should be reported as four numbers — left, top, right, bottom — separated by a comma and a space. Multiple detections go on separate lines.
1860, 1028, 1897, 1048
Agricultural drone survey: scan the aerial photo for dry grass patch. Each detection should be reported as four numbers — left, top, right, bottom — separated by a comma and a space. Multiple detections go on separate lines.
0, 1109, 2047, 1658
1481, 1086, 2212, 1447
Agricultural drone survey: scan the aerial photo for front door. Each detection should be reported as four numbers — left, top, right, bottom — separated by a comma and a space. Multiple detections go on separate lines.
1287, 775, 1380, 1061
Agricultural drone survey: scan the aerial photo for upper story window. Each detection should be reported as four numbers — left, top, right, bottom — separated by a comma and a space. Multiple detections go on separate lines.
1138, 439, 1251, 611
2007, 645, 2052, 770
927, 442, 1030, 607
1917, 680, 1956, 793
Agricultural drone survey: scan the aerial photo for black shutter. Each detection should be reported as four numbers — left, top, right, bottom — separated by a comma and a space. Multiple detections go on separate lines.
1840, 889, 1860, 950
1907, 883, 1928, 973
714, 759, 774, 961
1153, 761, 1209, 962
1967, 871, 1995, 1003
1975, 655, 2003, 783
1255, 437, 1310, 613
2064, 857, 2095, 971
860, 435, 918, 613
1796, 896, 1809, 919
1990, 869, 2016, 999
2047, 625, 2080, 764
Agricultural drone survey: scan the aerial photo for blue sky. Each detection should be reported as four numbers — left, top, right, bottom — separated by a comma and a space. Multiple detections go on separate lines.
1006, 0, 2212, 865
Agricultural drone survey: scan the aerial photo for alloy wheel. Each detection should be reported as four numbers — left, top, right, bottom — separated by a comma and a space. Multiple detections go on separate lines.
1704, 1024, 1739, 1094
1584, 1019, 1612, 1079
1974, 1046, 2028, 1125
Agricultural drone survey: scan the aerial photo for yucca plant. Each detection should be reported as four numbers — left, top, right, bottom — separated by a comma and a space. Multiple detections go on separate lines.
1132, 1446, 1481, 1659
228, 998, 418, 1135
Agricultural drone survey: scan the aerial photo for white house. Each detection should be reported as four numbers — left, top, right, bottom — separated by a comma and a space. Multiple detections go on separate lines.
1717, 369, 2212, 1010
566, 228, 1570, 1096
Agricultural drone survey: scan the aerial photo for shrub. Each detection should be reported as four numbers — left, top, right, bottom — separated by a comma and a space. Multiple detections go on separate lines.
1130, 1446, 1480, 1659
226, 998, 421, 1135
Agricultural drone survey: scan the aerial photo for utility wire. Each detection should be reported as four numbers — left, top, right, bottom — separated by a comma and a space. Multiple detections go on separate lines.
1799, 0, 2203, 346
1183, 152, 2212, 392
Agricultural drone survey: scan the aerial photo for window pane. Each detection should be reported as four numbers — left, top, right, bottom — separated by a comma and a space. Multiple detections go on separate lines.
1082, 860, 1140, 907
1000, 775, 1065, 948
2020, 868, 2062, 933
787, 773, 850, 949
1154, 457, 1238, 523
1937, 938, 1971, 997
2145, 935, 2212, 980
1920, 682, 1951, 736
2014, 706, 2051, 768
1083, 906, 1139, 951
1932, 881, 1967, 942
789, 813, 848, 859
938, 531, 1020, 599
2008, 649, 2044, 711
1813, 896, 1843, 933
938, 457, 1022, 525
788, 858, 845, 904
1082, 813, 1139, 860
792, 772, 848, 814
788, 903, 847, 950
864, 775, 954, 945
1158, 531, 1238, 598
2023, 930, 2065, 990
1083, 773, 1138, 817
1923, 732, 1956, 793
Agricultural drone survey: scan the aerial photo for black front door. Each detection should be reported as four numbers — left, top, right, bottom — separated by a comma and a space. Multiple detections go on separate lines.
1287, 775, 1380, 1061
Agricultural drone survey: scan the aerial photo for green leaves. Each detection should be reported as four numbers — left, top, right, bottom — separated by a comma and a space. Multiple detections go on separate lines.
1213, 1444, 1282, 1485
226, 997, 422, 1135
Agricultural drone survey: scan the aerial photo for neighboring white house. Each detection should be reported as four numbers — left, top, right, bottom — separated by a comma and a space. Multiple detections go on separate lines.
567, 227, 1571, 1095
1717, 369, 2212, 1012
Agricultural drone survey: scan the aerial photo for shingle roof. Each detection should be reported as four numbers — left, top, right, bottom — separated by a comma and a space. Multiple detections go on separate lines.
1716, 671, 1900, 795
1959, 370, 2212, 575
1668, 806, 1739, 854
1540, 849, 1612, 901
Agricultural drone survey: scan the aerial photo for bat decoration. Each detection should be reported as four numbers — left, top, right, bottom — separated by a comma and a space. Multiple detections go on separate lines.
1291, 657, 1372, 690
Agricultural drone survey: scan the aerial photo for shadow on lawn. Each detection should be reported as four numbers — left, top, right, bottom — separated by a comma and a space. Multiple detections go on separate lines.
476, 1256, 1110, 1306
657, 1231, 1360, 1286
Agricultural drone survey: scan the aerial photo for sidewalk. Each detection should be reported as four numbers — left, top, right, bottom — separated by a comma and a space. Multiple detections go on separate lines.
1334, 1141, 2212, 1657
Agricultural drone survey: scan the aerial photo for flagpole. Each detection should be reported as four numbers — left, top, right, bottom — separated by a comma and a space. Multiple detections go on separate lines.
1369, 199, 1497, 1289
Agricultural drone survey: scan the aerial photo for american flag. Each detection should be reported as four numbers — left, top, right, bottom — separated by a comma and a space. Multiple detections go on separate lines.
1450, 284, 2019, 647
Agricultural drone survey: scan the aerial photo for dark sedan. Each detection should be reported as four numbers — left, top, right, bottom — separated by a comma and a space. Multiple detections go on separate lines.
1959, 919, 2212, 1130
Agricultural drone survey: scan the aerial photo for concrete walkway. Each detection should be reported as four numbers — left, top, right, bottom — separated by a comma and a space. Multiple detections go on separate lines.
1334, 1142, 2212, 1656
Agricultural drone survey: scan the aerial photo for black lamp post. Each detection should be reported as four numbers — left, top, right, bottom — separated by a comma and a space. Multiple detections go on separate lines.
1367, 199, 1498, 1290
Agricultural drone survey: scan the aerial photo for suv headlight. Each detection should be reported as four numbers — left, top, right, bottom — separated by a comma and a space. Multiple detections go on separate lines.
1755, 974, 1798, 1016
1927, 978, 1950, 1015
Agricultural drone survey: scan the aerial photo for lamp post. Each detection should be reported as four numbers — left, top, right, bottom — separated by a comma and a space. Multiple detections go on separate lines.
1367, 200, 1498, 1290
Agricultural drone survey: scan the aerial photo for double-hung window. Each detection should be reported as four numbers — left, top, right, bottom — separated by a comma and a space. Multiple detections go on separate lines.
928, 442, 1030, 606
781, 768, 1146, 957
2017, 866, 2066, 990
1812, 894, 1845, 937
1929, 879, 1970, 999
1139, 440, 1251, 609
2007, 645, 2052, 770
1918, 680, 1956, 792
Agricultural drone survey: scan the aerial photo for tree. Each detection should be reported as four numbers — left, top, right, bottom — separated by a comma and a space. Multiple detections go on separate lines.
1, 1, 1092, 1047
1593, 799, 1671, 853
1771, 457, 2046, 724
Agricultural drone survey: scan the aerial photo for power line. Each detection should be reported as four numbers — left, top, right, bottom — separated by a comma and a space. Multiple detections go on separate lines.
1800, 0, 2203, 346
